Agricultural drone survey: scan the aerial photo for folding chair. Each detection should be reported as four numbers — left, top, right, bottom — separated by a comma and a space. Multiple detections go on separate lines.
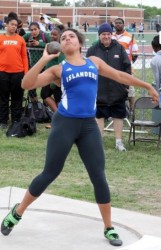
128, 96, 161, 148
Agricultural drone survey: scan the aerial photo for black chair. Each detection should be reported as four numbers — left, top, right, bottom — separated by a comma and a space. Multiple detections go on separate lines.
128, 96, 161, 148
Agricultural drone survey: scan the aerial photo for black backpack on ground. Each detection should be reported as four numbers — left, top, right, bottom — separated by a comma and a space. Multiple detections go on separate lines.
6, 97, 37, 138
6, 116, 36, 138
25, 100, 52, 123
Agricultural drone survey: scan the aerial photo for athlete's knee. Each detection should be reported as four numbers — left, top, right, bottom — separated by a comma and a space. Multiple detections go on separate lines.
42, 170, 60, 184
90, 170, 106, 186
94, 182, 111, 203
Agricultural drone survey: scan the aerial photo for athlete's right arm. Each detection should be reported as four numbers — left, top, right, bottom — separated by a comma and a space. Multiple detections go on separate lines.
22, 48, 61, 90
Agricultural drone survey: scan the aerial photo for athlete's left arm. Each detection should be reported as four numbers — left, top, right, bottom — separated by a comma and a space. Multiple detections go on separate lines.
90, 56, 159, 102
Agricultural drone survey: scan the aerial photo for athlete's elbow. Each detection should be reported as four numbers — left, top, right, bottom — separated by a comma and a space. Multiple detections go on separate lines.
21, 77, 31, 90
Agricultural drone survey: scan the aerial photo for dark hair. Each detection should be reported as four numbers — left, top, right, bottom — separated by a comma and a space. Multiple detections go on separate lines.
8, 12, 18, 19
40, 17, 45, 21
56, 24, 65, 31
60, 29, 85, 53
18, 19, 23, 28
6, 12, 18, 23
29, 22, 40, 30
61, 28, 85, 46
51, 27, 61, 33
114, 18, 124, 24
151, 35, 161, 51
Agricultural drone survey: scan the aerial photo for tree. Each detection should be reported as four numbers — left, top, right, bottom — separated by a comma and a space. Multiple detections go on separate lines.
51, 0, 66, 6
75, 0, 105, 7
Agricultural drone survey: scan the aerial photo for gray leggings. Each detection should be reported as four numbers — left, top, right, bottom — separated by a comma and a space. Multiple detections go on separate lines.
29, 112, 110, 204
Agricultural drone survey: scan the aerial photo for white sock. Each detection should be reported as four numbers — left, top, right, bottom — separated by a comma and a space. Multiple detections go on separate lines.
116, 139, 122, 145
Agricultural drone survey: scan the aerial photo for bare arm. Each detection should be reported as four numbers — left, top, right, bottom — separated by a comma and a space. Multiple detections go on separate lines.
21, 48, 62, 90
90, 56, 159, 102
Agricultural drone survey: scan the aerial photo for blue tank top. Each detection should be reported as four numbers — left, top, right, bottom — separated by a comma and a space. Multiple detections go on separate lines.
58, 58, 98, 118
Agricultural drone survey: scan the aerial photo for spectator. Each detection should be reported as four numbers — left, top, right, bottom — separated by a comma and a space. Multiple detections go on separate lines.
67, 21, 71, 28
0, 14, 28, 129
87, 23, 131, 151
0, 20, 4, 30
56, 24, 65, 32
110, 21, 115, 31
156, 23, 160, 33
82, 21, 89, 32
138, 23, 144, 38
151, 35, 161, 92
23, 22, 50, 66
113, 18, 139, 113
38, 16, 48, 32
23, 22, 50, 101
17, 19, 26, 36
132, 22, 136, 32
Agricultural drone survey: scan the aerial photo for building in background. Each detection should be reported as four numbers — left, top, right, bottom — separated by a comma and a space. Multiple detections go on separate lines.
0, 0, 144, 30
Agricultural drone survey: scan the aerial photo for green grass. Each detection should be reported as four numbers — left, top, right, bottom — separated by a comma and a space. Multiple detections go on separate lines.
0, 123, 161, 216
134, 33, 156, 45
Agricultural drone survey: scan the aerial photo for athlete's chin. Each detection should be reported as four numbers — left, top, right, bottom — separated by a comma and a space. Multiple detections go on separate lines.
63, 47, 74, 54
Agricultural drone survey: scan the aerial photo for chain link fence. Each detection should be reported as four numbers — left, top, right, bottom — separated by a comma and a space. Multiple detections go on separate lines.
27, 47, 44, 68
132, 53, 154, 98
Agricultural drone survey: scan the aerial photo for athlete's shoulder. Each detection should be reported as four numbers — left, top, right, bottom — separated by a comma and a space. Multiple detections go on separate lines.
87, 56, 100, 69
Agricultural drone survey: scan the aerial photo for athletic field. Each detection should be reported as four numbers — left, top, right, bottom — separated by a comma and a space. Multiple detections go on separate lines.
82, 32, 157, 52
0, 29, 157, 52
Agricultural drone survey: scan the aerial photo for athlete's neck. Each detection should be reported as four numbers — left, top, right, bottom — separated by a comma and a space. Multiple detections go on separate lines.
65, 54, 85, 66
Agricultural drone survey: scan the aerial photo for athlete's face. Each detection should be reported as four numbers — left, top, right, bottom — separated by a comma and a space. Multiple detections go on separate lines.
114, 20, 124, 32
99, 32, 112, 47
60, 30, 81, 54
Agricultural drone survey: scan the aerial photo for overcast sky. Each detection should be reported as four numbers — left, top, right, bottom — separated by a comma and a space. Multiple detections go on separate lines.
118, 0, 161, 8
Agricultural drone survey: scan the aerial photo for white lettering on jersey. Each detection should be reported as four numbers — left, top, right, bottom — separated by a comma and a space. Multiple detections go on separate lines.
66, 71, 97, 83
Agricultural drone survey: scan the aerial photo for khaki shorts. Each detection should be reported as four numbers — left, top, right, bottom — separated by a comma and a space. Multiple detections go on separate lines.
128, 86, 135, 97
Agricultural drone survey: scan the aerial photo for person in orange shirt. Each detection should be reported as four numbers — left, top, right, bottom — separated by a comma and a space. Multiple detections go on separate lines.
113, 18, 138, 113
0, 14, 28, 129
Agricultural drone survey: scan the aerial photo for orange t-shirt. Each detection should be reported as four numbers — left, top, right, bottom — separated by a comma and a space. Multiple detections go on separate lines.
112, 30, 138, 61
0, 34, 28, 73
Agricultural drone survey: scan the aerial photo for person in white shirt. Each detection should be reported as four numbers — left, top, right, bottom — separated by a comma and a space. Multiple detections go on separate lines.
138, 23, 144, 38
38, 16, 48, 32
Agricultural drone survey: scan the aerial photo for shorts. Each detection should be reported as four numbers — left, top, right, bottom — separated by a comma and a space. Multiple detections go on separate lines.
128, 86, 135, 97
41, 85, 62, 103
96, 101, 126, 119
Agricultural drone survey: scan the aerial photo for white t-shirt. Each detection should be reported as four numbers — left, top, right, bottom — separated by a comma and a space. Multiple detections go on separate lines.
38, 22, 46, 32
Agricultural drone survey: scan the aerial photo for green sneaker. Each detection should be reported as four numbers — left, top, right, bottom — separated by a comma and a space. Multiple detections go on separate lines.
1, 204, 21, 236
104, 227, 123, 246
